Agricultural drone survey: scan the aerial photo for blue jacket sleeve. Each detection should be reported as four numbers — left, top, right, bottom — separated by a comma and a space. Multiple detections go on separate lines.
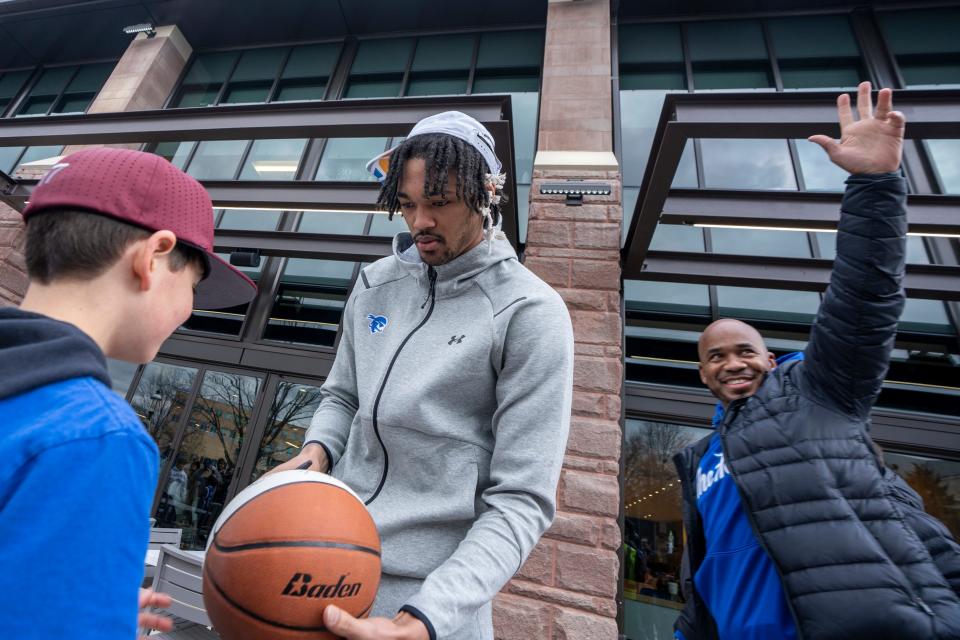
0, 431, 157, 639
803, 172, 907, 419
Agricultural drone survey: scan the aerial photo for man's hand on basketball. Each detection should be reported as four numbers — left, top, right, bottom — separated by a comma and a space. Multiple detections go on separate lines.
809, 81, 905, 175
323, 605, 429, 640
137, 588, 173, 639
265, 442, 330, 477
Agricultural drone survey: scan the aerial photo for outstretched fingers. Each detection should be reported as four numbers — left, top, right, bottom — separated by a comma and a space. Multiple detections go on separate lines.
856, 81, 873, 121
874, 87, 893, 120
837, 93, 854, 130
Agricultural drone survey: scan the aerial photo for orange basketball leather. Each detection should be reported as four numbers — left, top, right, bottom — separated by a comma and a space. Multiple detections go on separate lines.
203, 480, 381, 640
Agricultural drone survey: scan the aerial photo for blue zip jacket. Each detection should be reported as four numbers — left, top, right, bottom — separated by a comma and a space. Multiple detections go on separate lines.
0, 308, 158, 639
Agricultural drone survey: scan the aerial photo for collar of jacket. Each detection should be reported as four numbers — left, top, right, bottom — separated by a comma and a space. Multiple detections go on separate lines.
391, 231, 517, 298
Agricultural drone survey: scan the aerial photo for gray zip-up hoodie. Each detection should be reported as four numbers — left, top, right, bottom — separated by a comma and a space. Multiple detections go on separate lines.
304, 231, 573, 639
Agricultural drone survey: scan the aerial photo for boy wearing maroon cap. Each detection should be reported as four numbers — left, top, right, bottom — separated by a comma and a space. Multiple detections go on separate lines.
0, 148, 255, 638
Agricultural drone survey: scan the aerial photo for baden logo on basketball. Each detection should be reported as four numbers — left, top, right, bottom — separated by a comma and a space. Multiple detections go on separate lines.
281, 572, 362, 599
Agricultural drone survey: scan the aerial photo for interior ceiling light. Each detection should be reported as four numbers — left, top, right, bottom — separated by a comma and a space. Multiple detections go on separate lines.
217, 206, 383, 215
252, 161, 300, 174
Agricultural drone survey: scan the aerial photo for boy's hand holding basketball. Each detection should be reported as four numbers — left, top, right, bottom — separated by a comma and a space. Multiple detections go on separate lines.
266, 442, 330, 476
323, 605, 428, 640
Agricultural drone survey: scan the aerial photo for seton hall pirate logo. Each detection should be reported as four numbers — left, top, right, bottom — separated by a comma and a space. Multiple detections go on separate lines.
367, 314, 388, 335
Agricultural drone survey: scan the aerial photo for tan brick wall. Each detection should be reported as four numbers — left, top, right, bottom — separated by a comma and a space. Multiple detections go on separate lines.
495, 0, 623, 637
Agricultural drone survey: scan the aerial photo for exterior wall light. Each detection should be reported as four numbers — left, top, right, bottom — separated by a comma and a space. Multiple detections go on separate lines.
539, 181, 611, 206
230, 249, 261, 268
122, 23, 156, 38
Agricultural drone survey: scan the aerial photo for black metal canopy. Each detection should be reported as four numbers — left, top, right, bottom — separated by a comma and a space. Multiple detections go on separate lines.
0, 93, 522, 252
622, 89, 960, 301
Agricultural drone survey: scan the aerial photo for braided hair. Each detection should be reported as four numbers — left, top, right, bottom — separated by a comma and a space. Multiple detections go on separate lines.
375, 133, 504, 229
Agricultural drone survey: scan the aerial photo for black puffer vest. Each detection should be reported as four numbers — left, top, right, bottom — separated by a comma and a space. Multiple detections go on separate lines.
673, 174, 960, 639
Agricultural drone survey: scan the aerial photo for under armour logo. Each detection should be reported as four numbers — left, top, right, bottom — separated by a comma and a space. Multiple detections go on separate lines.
448, 335, 465, 345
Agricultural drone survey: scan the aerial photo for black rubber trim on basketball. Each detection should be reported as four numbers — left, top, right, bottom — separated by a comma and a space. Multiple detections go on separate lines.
213, 539, 381, 558
205, 567, 372, 632
212, 480, 362, 539
400, 604, 437, 640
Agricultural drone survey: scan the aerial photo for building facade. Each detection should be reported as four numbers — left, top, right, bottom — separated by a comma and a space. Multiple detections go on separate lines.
0, 1, 957, 638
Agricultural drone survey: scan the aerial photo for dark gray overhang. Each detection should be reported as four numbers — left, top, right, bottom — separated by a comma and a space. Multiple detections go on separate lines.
622, 89, 960, 301
0, 94, 520, 252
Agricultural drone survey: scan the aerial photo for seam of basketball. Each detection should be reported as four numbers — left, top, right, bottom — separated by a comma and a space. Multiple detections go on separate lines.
213, 539, 382, 558
204, 564, 374, 631
213, 480, 368, 541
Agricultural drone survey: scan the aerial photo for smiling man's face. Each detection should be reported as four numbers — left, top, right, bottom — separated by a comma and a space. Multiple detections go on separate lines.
698, 319, 777, 407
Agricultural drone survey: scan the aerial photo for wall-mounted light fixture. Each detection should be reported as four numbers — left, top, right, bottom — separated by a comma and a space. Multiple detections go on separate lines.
229, 248, 261, 268
539, 181, 611, 206
122, 23, 156, 38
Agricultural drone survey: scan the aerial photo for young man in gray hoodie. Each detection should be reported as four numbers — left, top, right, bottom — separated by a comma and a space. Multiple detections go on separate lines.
273, 111, 575, 640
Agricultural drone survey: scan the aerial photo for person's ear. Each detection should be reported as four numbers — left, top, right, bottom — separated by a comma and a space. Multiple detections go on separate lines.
698, 362, 708, 386
766, 351, 777, 370
130, 230, 177, 292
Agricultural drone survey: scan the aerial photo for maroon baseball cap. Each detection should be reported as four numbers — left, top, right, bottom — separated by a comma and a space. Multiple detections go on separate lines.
21, 147, 256, 310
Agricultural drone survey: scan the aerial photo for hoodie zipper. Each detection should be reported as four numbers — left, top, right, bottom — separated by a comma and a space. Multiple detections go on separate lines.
364, 267, 438, 506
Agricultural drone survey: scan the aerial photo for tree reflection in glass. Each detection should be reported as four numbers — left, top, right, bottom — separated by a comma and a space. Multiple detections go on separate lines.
250, 382, 323, 482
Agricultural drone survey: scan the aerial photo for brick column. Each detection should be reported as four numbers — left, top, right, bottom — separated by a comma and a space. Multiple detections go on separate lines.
0, 26, 192, 306
496, 1, 623, 639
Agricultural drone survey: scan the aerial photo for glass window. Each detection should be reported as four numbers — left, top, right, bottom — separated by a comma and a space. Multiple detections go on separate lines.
238, 138, 307, 180
187, 140, 250, 180
17, 66, 73, 115
687, 20, 773, 90
345, 38, 413, 98
796, 138, 847, 191
249, 381, 324, 482
129, 362, 199, 474
298, 210, 367, 235
369, 212, 407, 237
885, 451, 960, 539
216, 209, 281, 231
53, 62, 112, 114
700, 139, 796, 190
155, 369, 262, 549
0, 147, 24, 174
925, 140, 960, 193
879, 8, 960, 87
406, 35, 472, 96
14, 145, 64, 173
275, 43, 340, 102
516, 183, 530, 243
473, 30, 543, 93
175, 51, 237, 107
181, 250, 261, 336
710, 228, 812, 258
315, 137, 388, 182
650, 224, 704, 252
0, 69, 31, 114
624, 280, 711, 316
263, 258, 356, 347
623, 419, 712, 639
900, 298, 954, 335
717, 286, 820, 323
222, 47, 286, 104
106, 358, 139, 397
154, 141, 196, 169
619, 24, 685, 91
769, 15, 864, 90
620, 90, 678, 188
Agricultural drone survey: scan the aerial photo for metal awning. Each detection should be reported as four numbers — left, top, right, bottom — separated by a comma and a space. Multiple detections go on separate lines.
622, 89, 960, 301
0, 94, 521, 254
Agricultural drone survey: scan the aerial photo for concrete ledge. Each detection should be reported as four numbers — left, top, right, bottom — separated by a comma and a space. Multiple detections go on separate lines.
533, 151, 620, 172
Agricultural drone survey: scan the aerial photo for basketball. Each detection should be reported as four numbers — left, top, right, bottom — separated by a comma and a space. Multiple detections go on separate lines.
202, 470, 381, 640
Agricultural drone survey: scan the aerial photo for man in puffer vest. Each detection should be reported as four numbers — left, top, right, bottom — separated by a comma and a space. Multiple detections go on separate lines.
674, 82, 960, 640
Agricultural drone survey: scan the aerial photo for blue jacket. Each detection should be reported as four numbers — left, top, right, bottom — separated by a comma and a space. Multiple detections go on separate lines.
0, 308, 158, 639
674, 174, 960, 639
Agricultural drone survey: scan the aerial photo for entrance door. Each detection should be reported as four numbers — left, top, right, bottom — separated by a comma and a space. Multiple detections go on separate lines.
129, 361, 266, 549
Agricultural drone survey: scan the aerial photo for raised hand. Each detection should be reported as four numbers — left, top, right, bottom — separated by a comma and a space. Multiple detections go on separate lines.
808, 81, 905, 175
